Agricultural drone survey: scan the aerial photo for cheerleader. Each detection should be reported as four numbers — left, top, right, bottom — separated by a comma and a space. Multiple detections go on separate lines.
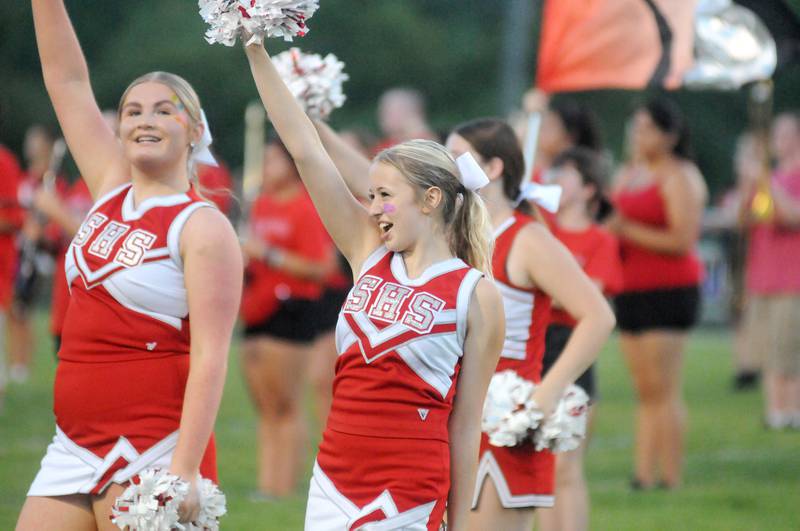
18, 2, 242, 529
244, 42, 504, 530
445, 119, 615, 531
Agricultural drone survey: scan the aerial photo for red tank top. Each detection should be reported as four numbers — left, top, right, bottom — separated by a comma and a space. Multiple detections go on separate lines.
614, 183, 702, 291
327, 247, 483, 442
492, 213, 552, 382
60, 184, 213, 363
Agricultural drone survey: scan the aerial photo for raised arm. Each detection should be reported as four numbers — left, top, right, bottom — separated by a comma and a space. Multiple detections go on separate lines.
31, 1, 128, 199
244, 44, 379, 268
313, 120, 372, 202
520, 224, 616, 414
448, 278, 504, 530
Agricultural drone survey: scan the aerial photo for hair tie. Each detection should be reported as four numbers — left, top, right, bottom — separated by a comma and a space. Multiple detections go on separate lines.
455, 152, 490, 192
190, 109, 218, 167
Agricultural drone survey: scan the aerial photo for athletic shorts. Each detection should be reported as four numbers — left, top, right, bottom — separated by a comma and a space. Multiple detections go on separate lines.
543, 323, 597, 400
307, 429, 448, 530
243, 298, 318, 343
742, 294, 800, 375
471, 433, 555, 510
614, 285, 700, 334
313, 287, 350, 336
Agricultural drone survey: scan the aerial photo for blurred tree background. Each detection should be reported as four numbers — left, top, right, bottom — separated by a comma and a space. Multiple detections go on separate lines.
2, 0, 800, 200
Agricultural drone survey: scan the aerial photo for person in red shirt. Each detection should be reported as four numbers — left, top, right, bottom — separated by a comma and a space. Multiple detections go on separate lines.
239, 137, 335, 498
0, 142, 24, 408
539, 147, 623, 531
608, 98, 708, 490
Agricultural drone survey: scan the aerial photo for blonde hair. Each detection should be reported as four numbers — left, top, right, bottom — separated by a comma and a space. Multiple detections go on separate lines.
375, 140, 494, 276
117, 71, 219, 200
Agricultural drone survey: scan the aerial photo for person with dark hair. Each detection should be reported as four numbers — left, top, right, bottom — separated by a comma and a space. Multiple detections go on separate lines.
537, 147, 623, 531
239, 137, 335, 498
446, 119, 615, 531
608, 97, 707, 490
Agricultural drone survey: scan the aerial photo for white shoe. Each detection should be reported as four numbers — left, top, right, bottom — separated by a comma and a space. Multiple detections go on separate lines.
9, 365, 29, 384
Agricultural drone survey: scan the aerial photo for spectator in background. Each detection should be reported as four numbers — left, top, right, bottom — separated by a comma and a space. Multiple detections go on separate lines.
740, 112, 800, 430
373, 87, 436, 152
0, 139, 24, 410
7, 124, 60, 383
538, 147, 623, 531
608, 98, 707, 490
239, 138, 334, 498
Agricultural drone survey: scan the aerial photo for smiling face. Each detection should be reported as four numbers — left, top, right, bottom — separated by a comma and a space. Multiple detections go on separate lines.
118, 81, 200, 174
367, 162, 430, 252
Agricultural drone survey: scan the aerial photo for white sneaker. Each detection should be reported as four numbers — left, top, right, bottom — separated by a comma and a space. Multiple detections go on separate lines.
9, 364, 29, 384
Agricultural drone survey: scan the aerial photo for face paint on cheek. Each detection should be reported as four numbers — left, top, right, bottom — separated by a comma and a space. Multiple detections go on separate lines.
383, 204, 397, 214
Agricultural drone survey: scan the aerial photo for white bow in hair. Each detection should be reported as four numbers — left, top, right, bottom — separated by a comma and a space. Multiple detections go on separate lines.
191, 109, 218, 167
455, 152, 490, 192
516, 182, 562, 213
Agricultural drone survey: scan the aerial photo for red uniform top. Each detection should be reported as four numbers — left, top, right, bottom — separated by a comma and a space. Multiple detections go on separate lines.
197, 162, 233, 215
241, 189, 331, 325
549, 224, 623, 326
613, 183, 703, 292
327, 247, 484, 442
492, 213, 552, 382
50, 179, 93, 335
54, 184, 217, 482
0, 146, 24, 310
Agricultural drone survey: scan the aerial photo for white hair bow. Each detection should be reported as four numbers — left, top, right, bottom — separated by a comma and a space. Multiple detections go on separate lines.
455, 152, 490, 192
516, 182, 562, 213
191, 109, 218, 167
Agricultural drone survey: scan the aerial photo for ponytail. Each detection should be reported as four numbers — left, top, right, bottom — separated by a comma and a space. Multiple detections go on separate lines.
451, 189, 494, 278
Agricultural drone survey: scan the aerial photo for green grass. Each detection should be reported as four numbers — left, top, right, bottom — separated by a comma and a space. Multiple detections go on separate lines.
1, 319, 798, 530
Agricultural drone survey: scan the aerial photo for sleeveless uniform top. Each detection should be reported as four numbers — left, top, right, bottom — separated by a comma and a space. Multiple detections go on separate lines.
60, 183, 213, 363
614, 183, 702, 292
327, 246, 483, 442
492, 213, 552, 383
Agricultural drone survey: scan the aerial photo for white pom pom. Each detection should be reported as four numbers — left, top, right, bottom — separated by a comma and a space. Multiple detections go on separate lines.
111, 468, 188, 531
533, 384, 590, 453
185, 477, 227, 531
481, 370, 544, 447
199, 0, 319, 46
272, 48, 349, 120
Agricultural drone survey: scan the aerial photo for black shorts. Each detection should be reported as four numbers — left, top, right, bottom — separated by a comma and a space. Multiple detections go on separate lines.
313, 286, 351, 334
542, 323, 597, 400
243, 298, 318, 343
614, 285, 700, 334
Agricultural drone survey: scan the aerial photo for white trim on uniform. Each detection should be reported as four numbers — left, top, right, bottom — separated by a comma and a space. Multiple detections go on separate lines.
121, 187, 191, 222
88, 183, 132, 216
471, 450, 554, 510
390, 253, 466, 287
456, 269, 484, 347
305, 462, 436, 531
358, 246, 391, 278
492, 216, 517, 239
495, 280, 535, 361
166, 201, 215, 268
28, 427, 179, 497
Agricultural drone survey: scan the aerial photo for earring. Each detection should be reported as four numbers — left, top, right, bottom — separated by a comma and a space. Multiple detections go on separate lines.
190, 142, 196, 151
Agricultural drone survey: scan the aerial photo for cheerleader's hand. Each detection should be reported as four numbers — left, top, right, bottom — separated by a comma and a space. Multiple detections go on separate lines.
531, 385, 560, 420
177, 478, 201, 524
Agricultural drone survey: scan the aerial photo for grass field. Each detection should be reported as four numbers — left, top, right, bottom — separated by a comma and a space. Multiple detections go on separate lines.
1, 319, 798, 530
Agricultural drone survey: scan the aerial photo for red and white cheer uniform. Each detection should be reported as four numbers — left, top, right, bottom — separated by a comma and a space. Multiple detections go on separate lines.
28, 183, 217, 496
472, 213, 555, 510
305, 246, 483, 530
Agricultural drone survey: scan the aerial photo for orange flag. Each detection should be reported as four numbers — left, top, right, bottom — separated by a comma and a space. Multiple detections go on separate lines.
536, 0, 697, 91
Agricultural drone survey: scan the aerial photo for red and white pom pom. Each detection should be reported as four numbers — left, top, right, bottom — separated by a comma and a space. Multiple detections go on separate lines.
111, 468, 188, 531
272, 48, 348, 120
533, 384, 590, 453
481, 370, 544, 447
199, 0, 320, 46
